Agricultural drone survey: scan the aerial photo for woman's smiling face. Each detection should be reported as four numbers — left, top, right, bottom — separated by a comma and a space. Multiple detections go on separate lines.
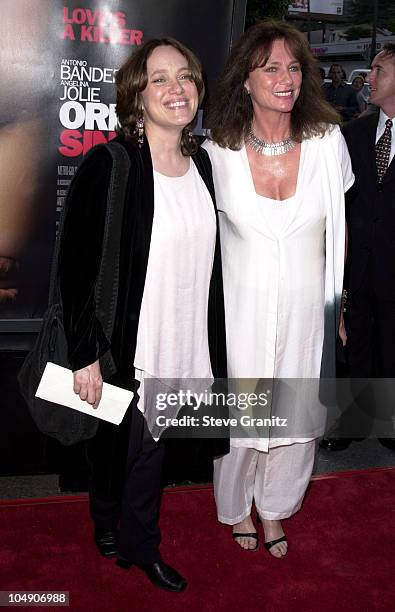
245, 38, 302, 117
140, 45, 198, 133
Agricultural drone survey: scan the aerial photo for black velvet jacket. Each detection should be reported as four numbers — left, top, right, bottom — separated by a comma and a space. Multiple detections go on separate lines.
58, 137, 227, 391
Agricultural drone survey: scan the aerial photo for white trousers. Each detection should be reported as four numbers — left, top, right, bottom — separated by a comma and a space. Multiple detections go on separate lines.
213, 441, 316, 523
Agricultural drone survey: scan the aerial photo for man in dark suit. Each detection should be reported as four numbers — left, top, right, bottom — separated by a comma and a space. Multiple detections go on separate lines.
321, 43, 395, 451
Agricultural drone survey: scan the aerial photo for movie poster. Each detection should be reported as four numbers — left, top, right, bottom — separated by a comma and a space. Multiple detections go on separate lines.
0, 0, 243, 328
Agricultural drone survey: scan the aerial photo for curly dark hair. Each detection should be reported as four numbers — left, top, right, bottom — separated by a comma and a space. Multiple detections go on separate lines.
116, 37, 205, 155
208, 20, 340, 149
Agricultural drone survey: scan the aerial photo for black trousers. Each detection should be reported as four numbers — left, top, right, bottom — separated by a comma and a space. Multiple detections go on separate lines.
347, 277, 395, 378
335, 269, 395, 438
86, 397, 164, 564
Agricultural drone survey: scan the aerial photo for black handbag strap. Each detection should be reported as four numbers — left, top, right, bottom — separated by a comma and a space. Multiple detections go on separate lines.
48, 141, 131, 377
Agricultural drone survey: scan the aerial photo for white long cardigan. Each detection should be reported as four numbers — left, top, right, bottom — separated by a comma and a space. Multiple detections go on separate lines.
204, 126, 354, 451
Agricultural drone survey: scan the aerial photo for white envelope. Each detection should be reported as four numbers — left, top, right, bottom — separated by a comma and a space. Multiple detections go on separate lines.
35, 362, 133, 425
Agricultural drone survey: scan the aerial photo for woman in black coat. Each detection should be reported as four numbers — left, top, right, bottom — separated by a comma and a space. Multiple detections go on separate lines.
59, 37, 227, 593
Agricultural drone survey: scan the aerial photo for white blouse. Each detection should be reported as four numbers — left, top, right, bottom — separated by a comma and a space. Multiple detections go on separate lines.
134, 160, 216, 424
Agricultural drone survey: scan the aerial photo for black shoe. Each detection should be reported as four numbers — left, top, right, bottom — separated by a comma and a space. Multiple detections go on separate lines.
116, 558, 187, 592
378, 438, 395, 451
319, 437, 353, 451
94, 527, 118, 558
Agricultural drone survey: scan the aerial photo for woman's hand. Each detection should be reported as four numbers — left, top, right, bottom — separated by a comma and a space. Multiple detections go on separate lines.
73, 359, 103, 409
339, 311, 347, 347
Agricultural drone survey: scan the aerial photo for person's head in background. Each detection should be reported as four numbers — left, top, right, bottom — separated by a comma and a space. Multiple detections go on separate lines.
351, 76, 365, 92
328, 63, 344, 86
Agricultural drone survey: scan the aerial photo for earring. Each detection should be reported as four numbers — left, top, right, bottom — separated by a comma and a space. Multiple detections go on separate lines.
188, 130, 193, 142
135, 116, 144, 147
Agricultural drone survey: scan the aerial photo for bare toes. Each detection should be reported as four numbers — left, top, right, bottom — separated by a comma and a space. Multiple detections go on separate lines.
234, 535, 257, 550
239, 537, 248, 550
268, 542, 287, 557
269, 545, 282, 558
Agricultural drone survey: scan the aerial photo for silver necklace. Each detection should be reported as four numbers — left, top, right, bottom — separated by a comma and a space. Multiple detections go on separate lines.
246, 130, 296, 156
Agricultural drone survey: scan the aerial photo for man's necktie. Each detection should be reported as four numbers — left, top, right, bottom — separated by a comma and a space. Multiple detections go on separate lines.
376, 118, 393, 182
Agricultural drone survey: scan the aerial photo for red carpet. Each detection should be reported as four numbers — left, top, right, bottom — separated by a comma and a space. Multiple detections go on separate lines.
1, 468, 394, 612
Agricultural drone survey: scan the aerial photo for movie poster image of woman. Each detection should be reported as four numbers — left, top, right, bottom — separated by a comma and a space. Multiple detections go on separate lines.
0, 0, 242, 323
0, 0, 57, 318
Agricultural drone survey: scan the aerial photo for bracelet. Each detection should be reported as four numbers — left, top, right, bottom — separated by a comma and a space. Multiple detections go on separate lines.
341, 289, 348, 313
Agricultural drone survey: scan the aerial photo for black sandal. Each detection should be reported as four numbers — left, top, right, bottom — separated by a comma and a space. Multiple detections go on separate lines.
264, 535, 288, 553
232, 531, 259, 551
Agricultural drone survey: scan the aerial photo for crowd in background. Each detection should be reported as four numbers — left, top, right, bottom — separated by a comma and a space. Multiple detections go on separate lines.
321, 62, 371, 119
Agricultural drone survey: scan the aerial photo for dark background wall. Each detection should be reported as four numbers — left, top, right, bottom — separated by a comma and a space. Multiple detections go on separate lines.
0, 0, 247, 484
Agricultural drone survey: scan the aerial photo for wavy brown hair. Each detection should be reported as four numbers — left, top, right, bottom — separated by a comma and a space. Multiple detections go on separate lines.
208, 20, 340, 149
116, 37, 205, 155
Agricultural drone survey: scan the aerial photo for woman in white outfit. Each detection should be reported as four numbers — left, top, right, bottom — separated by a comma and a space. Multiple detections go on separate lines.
204, 20, 353, 557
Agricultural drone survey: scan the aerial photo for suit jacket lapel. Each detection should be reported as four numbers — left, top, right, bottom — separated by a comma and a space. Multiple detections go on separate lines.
363, 111, 379, 182
382, 139, 395, 184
